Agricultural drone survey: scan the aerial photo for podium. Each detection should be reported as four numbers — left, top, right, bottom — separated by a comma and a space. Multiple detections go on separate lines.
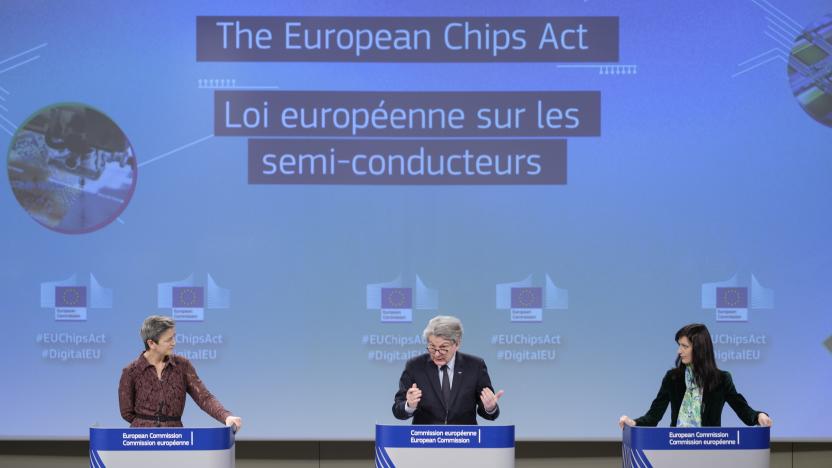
375, 424, 515, 468
89, 427, 235, 467
622, 426, 770, 468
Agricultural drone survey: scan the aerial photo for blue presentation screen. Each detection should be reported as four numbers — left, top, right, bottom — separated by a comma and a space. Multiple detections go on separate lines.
2, 1, 831, 440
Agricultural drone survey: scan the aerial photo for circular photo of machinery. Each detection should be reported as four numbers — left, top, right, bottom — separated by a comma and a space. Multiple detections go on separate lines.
787, 14, 832, 128
7, 104, 137, 234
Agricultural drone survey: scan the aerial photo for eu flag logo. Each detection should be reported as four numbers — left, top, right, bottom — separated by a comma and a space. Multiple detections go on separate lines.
511, 287, 543, 308
172, 287, 205, 308
716, 287, 748, 308
55, 286, 87, 308
381, 288, 412, 309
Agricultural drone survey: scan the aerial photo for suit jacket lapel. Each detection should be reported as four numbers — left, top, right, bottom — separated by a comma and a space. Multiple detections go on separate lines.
424, 356, 446, 410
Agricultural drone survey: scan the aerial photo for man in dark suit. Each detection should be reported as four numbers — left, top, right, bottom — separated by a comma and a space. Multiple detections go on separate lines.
392, 315, 504, 424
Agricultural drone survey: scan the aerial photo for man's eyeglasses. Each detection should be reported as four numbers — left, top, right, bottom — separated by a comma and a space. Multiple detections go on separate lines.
426, 345, 453, 355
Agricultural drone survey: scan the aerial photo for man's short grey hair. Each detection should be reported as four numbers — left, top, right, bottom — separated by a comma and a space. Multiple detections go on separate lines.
141, 315, 175, 350
423, 315, 463, 344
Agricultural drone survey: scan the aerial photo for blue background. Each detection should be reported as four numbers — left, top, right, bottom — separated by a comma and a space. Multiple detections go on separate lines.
1, 0, 830, 440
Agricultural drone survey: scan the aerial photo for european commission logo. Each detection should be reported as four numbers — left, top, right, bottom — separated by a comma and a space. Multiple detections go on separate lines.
496, 274, 568, 322
366, 274, 438, 323
40, 273, 112, 321
701, 273, 773, 322
157, 273, 229, 321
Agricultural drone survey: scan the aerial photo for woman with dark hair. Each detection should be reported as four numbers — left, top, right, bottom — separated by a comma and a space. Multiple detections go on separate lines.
619, 323, 772, 428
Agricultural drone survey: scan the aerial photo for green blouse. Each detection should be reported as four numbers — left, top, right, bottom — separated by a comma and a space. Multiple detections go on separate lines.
677, 365, 702, 427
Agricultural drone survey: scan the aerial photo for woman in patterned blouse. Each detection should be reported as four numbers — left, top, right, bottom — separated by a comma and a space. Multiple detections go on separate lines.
118, 315, 243, 430
618, 323, 772, 428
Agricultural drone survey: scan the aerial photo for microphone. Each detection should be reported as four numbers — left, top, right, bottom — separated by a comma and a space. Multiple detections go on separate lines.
155, 401, 166, 427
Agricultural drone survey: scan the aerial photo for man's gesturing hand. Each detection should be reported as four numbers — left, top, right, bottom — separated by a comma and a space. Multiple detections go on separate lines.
480, 387, 504, 413
406, 383, 422, 409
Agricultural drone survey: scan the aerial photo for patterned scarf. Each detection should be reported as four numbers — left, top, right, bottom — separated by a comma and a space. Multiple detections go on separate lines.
677, 365, 702, 427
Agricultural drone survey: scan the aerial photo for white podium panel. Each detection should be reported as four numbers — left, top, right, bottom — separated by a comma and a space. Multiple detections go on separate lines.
375, 424, 514, 468
622, 426, 769, 468
89, 427, 234, 468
